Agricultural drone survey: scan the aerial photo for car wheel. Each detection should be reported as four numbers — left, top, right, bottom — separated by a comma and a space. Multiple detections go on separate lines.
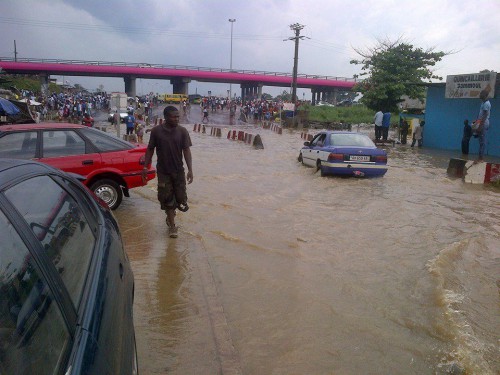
91, 179, 123, 210
317, 160, 326, 176
298, 153, 303, 163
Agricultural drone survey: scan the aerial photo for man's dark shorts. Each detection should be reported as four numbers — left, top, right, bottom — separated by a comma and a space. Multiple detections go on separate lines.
157, 172, 187, 210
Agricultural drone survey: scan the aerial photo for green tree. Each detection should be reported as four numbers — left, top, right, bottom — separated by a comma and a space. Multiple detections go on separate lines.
350, 37, 446, 112
275, 90, 292, 102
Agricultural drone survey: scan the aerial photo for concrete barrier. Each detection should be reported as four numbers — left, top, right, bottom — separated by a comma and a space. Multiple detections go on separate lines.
447, 158, 500, 184
123, 134, 137, 142
193, 123, 205, 132
253, 134, 264, 149
194, 125, 263, 149
447, 158, 468, 178
94, 124, 108, 132
265, 122, 283, 134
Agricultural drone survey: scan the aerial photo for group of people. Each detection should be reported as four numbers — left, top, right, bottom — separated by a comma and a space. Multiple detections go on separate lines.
373, 110, 392, 141
124, 110, 145, 143
397, 118, 424, 147
374, 89, 492, 162
197, 96, 284, 125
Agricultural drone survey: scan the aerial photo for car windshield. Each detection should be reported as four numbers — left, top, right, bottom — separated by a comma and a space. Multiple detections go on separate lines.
329, 133, 375, 147
80, 127, 134, 151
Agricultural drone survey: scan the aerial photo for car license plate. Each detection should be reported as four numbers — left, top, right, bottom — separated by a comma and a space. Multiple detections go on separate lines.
349, 155, 370, 162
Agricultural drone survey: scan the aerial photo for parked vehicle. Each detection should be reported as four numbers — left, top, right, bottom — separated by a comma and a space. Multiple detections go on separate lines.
0, 122, 156, 209
164, 93, 188, 104
0, 158, 138, 375
188, 94, 202, 104
298, 131, 388, 177
315, 101, 335, 107
108, 110, 129, 123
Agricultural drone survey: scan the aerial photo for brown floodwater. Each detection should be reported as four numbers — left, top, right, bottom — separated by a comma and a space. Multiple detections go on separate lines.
113, 106, 500, 375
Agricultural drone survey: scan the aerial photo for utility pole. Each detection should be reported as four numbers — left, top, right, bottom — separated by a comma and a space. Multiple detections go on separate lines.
285, 23, 306, 105
228, 19, 236, 102
14, 40, 18, 62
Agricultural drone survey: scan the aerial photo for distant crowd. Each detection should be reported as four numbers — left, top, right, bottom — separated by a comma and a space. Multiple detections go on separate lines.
13, 89, 162, 123
198, 95, 293, 123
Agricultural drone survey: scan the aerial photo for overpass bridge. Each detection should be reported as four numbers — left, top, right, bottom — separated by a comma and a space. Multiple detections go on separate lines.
0, 57, 358, 104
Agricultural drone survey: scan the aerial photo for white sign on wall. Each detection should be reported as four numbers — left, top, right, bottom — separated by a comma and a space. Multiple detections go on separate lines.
445, 72, 496, 99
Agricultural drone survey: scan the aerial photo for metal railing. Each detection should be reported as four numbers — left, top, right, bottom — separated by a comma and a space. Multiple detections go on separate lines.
0, 57, 358, 82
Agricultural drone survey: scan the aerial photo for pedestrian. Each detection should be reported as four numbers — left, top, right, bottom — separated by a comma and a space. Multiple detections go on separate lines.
419, 121, 425, 147
143, 106, 193, 238
461, 119, 472, 155
135, 115, 145, 143
202, 106, 209, 123
125, 111, 136, 136
400, 119, 409, 144
374, 109, 383, 140
382, 111, 391, 141
473, 89, 491, 162
411, 120, 424, 148
82, 112, 94, 127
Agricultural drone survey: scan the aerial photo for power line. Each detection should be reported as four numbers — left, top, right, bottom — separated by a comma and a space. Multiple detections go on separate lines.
0, 16, 352, 52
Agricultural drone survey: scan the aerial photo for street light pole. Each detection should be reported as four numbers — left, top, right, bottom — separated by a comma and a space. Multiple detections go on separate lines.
228, 18, 236, 102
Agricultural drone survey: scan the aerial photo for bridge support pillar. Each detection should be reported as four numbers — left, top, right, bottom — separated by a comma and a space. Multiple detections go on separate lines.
124, 76, 137, 98
240, 83, 262, 101
332, 88, 338, 105
170, 77, 191, 95
312, 90, 321, 105
241, 84, 249, 101
39, 74, 49, 97
257, 84, 263, 100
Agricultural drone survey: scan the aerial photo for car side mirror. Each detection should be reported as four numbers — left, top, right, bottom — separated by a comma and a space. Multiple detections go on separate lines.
304, 141, 310, 146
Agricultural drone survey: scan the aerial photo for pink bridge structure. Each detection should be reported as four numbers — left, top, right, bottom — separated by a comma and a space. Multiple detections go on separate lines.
0, 57, 357, 103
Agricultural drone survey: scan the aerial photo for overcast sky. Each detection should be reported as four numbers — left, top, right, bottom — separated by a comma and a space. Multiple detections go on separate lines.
1, 0, 499, 98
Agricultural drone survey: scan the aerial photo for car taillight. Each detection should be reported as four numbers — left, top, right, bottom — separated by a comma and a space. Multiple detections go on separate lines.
373, 155, 387, 163
328, 153, 344, 161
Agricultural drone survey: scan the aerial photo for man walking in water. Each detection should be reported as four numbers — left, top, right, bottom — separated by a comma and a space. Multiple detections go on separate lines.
143, 106, 193, 238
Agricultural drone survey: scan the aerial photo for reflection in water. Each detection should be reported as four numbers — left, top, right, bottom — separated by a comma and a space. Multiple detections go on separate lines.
116, 109, 500, 375
115, 196, 222, 374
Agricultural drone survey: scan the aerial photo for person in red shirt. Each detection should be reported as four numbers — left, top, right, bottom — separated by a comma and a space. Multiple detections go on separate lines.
82, 113, 94, 127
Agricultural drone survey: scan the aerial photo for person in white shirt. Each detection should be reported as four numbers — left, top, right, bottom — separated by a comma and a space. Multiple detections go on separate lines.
374, 110, 383, 140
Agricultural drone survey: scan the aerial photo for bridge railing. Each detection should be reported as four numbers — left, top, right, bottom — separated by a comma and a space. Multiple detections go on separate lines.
0, 57, 358, 82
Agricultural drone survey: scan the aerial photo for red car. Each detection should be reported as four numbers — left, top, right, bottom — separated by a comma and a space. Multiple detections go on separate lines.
0, 122, 156, 209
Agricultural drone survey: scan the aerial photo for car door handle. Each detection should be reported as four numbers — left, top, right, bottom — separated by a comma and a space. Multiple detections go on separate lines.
82, 160, 93, 165
119, 263, 124, 279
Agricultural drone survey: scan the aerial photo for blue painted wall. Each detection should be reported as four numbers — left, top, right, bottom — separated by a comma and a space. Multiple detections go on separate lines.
424, 85, 499, 157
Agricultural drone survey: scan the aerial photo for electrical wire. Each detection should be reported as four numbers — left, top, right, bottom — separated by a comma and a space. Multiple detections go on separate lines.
0, 16, 354, 52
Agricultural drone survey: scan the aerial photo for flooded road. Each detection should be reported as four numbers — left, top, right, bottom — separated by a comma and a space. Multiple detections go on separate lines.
113, 106, 499, 375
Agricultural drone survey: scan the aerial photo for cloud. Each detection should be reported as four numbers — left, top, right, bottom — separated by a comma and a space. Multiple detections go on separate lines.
1, 0, 499, 96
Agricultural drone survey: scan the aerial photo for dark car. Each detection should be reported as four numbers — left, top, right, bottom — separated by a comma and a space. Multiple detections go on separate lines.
0, 122, 156, 210
0, 159, 138, 375
298, 131, 388, 177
